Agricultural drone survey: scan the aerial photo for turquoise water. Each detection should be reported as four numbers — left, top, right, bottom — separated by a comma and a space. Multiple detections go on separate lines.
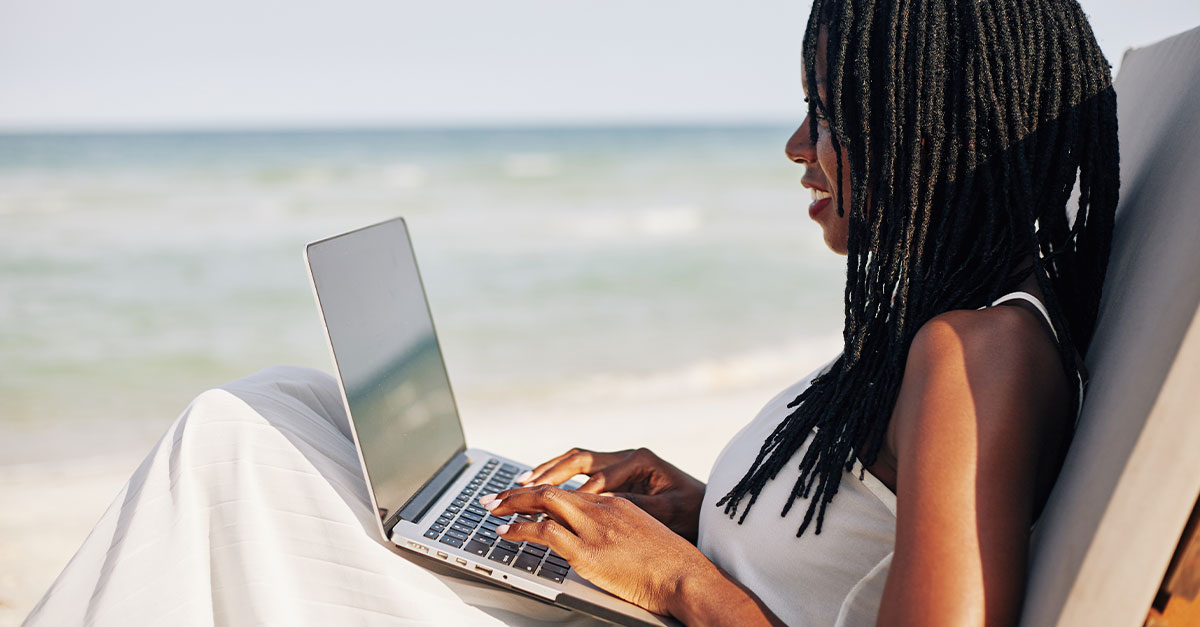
0, 126, 845, 430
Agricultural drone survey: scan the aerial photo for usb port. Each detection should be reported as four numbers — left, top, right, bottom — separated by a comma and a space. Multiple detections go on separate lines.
436, 551, 448, 559
455, 557, 467, 566
475, 565, 493, 575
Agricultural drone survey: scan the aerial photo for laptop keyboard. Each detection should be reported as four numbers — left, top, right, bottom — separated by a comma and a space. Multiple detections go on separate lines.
422, 458, 572, 584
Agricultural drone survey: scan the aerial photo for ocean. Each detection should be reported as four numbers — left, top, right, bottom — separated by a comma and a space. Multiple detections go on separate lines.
0, 126, 846, 460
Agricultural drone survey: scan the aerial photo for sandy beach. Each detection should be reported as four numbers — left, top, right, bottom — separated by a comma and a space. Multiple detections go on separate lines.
0, 341, 837, 626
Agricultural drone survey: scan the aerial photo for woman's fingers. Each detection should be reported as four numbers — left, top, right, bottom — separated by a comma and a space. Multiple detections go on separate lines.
602, 491, 640, 508
484, 484, 604, 533
518, 449, 580, 484
576, 460, 642, 494
521, 448, 628, 486
496, 518, 581, 562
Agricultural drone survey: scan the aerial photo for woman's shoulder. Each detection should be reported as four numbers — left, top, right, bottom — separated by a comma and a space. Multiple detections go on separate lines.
911, 304, 1061, 377
889, 304, 1069, 460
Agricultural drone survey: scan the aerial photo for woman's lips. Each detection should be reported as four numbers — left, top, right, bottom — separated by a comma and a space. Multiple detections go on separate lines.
808, 190, 833, 219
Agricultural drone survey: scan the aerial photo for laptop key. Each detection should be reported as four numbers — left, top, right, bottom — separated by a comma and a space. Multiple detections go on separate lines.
487, 548, 518, 565
439, 535, 464, 548
522, 544, 546, 557
445, 529, 469, 541
473, 534, 496, 546
501, 463, 520, 473
436, 516, 453, 527
514, 552, 542, 573
451, 523, 473, 535
424, 529, 440, 539
459, 512, 483, 524
536, 569, 565, 583
464, 539, 492, 557
544, 554, 569, 570
497, 539, 521, 552
430, 523, 446, 533
540, 561, 568, 576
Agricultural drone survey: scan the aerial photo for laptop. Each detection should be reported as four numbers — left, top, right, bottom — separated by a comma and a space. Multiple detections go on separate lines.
304, 217, 676, 626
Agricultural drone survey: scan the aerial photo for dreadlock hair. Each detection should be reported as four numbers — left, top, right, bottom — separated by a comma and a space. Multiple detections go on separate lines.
716, 0, 1119, 537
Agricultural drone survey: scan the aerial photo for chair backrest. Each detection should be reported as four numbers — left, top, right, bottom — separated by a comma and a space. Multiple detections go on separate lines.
1020, 25, 1200, 627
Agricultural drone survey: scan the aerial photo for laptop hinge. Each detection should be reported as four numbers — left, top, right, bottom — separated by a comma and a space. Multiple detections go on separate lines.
386, 451, 471, 532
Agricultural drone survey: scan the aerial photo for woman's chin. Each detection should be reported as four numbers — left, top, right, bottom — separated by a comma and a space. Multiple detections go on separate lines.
822, 231, 849, 256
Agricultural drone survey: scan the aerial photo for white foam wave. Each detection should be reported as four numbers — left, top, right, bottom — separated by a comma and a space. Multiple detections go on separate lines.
543, 334, 843, 403
567, 206, 702, 240
503, 152, 561, 178
379, 163, 427, 189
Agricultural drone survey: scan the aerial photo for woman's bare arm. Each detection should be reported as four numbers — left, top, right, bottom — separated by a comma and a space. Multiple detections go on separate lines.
877, 306, 1069, 626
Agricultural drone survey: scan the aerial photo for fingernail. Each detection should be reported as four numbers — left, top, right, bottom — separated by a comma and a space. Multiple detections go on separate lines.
478, 494, 496, 506
515, 471, 532, 484
483, 497, 500, 511
496, 524, 510, 534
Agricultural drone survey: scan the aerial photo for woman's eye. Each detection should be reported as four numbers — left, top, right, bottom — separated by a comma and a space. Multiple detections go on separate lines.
803, 99, 831, 127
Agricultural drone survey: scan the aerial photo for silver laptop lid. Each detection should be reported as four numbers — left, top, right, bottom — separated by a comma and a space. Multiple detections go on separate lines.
305, 217, 466, 530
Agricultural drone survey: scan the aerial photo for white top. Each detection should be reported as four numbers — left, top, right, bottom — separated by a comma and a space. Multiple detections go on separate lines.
698, 360, 896, 627
697, 291, 1074, 626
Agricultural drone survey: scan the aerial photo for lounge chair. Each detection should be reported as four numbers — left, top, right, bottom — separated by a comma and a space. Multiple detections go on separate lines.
1020, 24, 1200, 627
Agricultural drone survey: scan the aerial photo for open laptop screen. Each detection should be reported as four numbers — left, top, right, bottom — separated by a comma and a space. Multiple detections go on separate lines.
306, 218, 466, 520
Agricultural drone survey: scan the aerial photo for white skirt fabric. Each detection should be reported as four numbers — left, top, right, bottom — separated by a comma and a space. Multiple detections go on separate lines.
25, 366, 606, 627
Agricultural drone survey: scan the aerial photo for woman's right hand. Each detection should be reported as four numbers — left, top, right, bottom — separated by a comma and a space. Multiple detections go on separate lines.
517, 447, 706, 543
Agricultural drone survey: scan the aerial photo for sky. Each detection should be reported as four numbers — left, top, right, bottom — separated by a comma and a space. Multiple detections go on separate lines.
1, 0, 1197, 131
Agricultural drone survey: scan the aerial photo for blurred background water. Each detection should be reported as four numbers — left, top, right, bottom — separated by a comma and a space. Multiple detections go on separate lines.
0, 125, 845, 463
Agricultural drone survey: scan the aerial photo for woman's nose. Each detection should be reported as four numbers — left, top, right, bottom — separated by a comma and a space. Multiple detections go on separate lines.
785, 116, 815, 164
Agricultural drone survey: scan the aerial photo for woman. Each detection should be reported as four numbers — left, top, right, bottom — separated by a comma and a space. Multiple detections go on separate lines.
479, 0, 1117, 623
29, 0, 1117, 624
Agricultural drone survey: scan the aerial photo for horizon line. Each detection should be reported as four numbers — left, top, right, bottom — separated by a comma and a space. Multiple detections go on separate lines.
0, 117, 800, 137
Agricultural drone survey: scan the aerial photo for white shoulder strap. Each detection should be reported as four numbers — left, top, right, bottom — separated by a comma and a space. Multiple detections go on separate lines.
987, 290, 1087, 421
989, 291, 1058, 343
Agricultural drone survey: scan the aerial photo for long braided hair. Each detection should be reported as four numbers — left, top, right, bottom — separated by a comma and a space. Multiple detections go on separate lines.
716, 0, 1119, 536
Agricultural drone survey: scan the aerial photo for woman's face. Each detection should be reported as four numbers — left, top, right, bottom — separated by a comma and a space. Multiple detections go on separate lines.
786, 28, 851, 256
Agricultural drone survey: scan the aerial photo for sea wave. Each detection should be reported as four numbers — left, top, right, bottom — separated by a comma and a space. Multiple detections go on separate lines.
379, 163, 428, 189
565, 205, 703, 241
468, 334, 843, 405
503, 152, 562, 178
